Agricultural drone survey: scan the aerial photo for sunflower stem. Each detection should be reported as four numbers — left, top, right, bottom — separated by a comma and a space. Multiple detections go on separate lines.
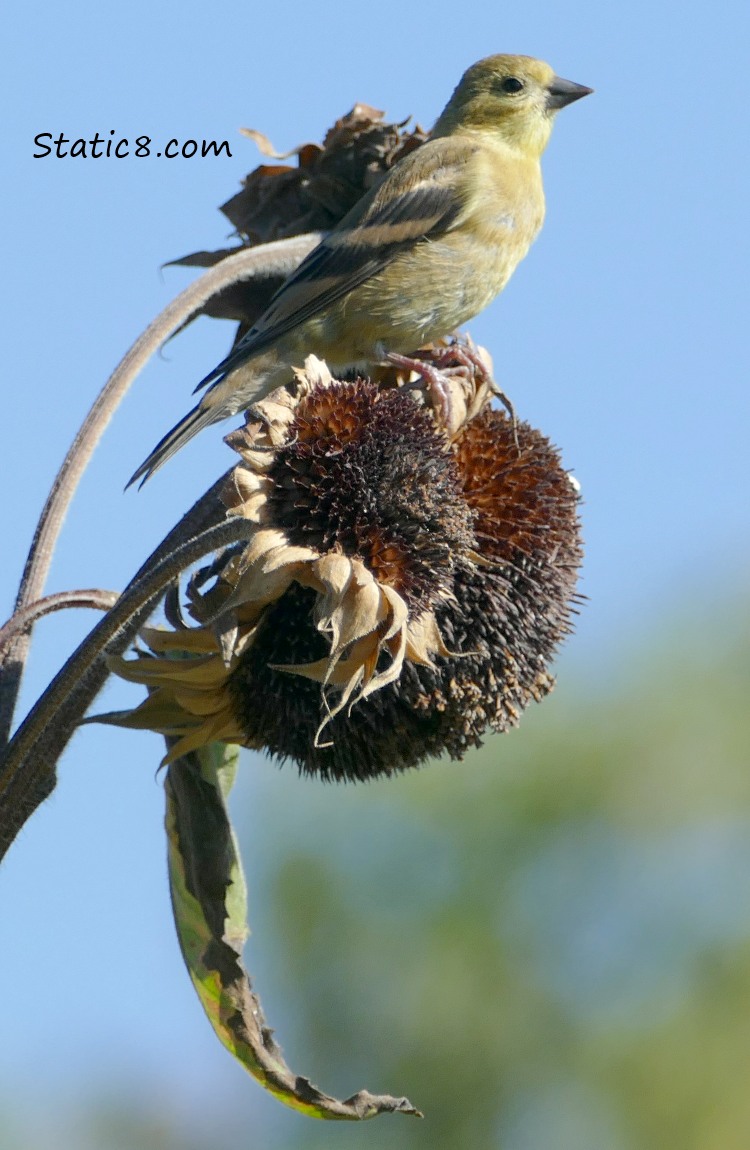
0, 486, 242, 861
0, 591, 120, 653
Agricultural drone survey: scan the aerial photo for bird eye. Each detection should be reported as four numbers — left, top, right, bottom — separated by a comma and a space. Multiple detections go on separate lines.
501, 77, 524, 94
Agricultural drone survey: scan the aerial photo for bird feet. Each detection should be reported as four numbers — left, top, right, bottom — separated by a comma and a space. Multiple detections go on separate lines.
386, 342, 518, 443
385, 350, 458, 426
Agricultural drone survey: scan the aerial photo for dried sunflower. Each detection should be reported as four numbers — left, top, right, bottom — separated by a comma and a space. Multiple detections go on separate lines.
103, 348, 582, 781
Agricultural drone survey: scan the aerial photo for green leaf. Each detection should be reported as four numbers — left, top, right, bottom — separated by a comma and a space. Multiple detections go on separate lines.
165, 744, 422, 1120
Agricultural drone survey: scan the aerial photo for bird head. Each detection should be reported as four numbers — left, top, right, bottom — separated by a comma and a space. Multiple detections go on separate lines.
432, 54, 592, 157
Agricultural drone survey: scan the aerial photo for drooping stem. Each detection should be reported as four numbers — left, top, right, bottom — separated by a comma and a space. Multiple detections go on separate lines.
0, 234, 320, 747
0, 591, 120, 653
0, 480, 239, 860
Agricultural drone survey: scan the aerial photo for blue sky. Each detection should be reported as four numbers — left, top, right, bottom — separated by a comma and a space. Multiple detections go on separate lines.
1, 0, 749, 1141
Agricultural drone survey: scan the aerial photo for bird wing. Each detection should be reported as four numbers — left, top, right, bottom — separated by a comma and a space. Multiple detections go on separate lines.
196, 136, 479, 390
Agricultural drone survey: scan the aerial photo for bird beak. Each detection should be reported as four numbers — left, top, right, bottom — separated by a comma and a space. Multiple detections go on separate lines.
547, 77, 593, 110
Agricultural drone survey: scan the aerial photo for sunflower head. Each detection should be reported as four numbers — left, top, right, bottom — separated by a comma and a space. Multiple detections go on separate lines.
103, 348, 582, 781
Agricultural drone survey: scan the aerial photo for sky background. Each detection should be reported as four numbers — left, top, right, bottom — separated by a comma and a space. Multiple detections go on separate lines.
1, 0, 749, 1143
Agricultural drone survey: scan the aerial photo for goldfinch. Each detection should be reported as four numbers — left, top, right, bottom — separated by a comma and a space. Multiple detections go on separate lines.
131, 54, 591, 485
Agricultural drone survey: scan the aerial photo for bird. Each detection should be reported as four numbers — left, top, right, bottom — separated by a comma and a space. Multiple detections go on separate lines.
130, 54, 591, 486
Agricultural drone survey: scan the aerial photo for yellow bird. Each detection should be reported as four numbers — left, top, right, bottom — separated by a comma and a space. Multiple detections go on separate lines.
131, 54, 591, 486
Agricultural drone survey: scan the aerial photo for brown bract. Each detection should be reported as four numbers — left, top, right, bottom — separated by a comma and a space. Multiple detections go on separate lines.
103, 348, 582, 781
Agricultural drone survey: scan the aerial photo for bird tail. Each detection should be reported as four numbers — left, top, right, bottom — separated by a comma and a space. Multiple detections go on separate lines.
127, 401, 222, 489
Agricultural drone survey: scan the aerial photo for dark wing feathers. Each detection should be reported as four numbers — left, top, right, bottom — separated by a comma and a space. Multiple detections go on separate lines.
196, 138, 478, 390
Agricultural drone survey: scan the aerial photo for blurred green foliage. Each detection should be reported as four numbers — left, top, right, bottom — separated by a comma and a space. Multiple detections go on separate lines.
3, 606, 749, 1148
248, 607, 750, 1150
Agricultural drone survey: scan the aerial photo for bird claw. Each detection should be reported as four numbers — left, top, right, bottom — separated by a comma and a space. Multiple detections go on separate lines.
431, 343, 518, 435
486, 379, 519, 449
385, 350, 458, 429
386, 343, 518, 448
435, 343, 520, 449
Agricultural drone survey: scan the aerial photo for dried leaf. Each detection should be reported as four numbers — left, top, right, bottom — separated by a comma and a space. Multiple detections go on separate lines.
165, 742, 423, 1120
